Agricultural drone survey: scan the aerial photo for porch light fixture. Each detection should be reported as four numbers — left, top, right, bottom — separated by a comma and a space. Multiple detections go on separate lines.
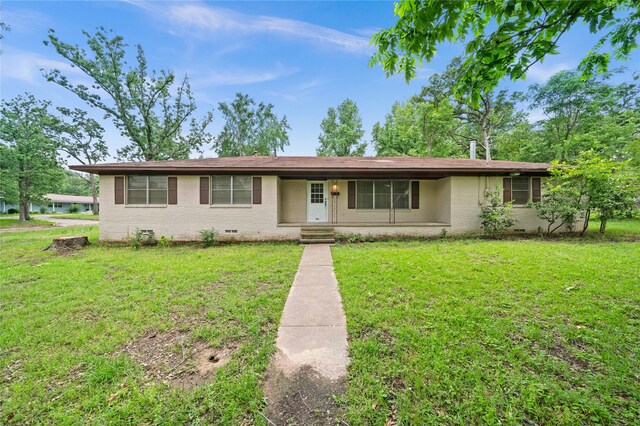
331, 183, 340, 196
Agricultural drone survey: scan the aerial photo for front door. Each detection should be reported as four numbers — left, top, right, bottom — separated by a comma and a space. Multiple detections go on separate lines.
306, 181, 328, 222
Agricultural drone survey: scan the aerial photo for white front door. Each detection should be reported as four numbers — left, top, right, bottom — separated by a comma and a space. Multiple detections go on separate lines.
306, 181, 328, 222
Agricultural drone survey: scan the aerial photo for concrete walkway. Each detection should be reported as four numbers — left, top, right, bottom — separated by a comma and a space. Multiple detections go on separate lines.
264, 244, 349, 425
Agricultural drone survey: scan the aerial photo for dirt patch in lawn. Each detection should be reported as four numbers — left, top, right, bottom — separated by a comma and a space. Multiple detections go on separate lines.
263, 363, 346, 426
118, 330, 236, 389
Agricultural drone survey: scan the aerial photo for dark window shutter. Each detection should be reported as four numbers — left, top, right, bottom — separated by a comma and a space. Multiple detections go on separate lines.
114, 176, 124, 205
411, 181, 420, 209
252, 177, 262, 204
347, 181, 356, 209
503, 178, 512, 203
168, 177, 177, 205
199, 177, 209, 205
531, 177, 541, 202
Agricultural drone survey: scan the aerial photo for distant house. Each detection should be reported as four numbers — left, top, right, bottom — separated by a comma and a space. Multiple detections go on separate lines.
71, 156, 557, 242
0, 194, 98, 213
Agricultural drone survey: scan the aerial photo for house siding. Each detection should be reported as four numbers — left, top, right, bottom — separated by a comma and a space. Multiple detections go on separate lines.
98, 174, 558, 241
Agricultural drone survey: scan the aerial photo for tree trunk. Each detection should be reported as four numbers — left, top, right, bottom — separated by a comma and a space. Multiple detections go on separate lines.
580, 209, 590, 236
89, 174, 99, 215
19, 202, 28, 222
599, 217, 607, 235
481, 125, 491, 162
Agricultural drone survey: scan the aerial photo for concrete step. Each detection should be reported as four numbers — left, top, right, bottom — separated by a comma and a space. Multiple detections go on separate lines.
300, 238, 336, 244
300, 227, 335, 232
300, 231, 335, 238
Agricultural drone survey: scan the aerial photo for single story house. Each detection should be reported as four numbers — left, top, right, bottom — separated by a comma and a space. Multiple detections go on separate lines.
0, 194, 98, 214
71, 156, 553, 242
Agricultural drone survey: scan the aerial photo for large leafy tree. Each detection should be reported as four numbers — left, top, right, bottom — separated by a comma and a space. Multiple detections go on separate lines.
371, 1, 640, 100
372, 99, 458, 157
317, 99, 366, 156
53, 107, 108, 213
0, 94, 63, 221
529, 70, 627, 162
549, 152, 639, 235
215, 93, 290, 157
43, 27, 214, 161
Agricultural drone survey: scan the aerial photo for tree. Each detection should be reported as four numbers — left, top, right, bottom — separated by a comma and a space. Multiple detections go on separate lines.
533, 173, 583, 235
53, 107, 108, 213
549, 152, 639, 235
215, 93, 290, 157
372, 99, 458, 157
0, 94, 63, 221
317, 99, 366, 156
53, 170, 94, 197
43, 27, 214, 161
371, 1, 640, 100
529, 70, 616, 162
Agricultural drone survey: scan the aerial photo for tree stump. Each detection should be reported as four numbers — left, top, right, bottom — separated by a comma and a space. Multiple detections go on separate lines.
43, 236, 90, 251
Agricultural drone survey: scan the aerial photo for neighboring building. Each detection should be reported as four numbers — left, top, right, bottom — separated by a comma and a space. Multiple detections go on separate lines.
0, 194, 98, 213
71, 156, 553, 241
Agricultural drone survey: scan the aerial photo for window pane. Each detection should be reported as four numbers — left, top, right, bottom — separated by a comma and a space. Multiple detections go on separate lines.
512, 177, 529, 204
233, 176, 251, 190
212, 176, 231, 204
310, 183, 324, 204
393, 180, 410, 209
357, 181, 373, 209
233, 190, 252, 204
127, 189, 147, 204
212, 176, 231, 190
212, 190, 231, 204
149, 176, 167, 190
512, 177, 529, 191
374, 181, 391, 209
512, 191, 529, 204
128, 176, 147, 190
148, 189, 167, 204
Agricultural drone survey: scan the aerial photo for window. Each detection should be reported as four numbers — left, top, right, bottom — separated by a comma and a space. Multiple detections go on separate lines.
511, 177, 530, 204
127, 176, 168, 204
356, 180, 410, 209
504, 177, 541, 205
211, 176, 252, 205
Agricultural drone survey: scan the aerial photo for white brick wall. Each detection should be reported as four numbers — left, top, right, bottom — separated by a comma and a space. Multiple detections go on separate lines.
99, 174, 558, 241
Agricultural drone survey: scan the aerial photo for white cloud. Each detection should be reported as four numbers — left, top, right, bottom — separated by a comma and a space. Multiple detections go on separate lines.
1, 48, 84, 84
192, 64, 299, 87
127, 1, 373, 55
1, 9, 51, 34
526, 61, 574, 82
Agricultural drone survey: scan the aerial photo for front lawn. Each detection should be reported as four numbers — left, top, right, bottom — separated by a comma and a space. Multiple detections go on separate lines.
333, 238, 640, 424
51, 213, 99, 220
0, 227, 302, 424
0, 218, 54, 229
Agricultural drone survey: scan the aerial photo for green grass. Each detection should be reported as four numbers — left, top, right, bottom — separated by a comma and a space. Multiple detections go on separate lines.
51, 213, 99, 220
0, 218, 54, 228
333, 237, 640, 424
0, 226, 303, 424
587, 218, 640, 237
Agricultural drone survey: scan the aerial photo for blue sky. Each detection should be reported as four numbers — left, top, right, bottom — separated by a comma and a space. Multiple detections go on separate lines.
2, 1, 639, 160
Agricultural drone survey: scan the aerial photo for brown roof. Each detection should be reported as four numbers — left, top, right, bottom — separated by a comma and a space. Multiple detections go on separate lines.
70, 156, 550, 178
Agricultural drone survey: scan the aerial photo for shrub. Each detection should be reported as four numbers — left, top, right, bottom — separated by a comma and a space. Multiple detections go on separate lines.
39, 206, 47, 214
127, 228, 144, 250
199, 228, 217, 248
479, 189, 516, 238
157, 235, 174, 248
68, 204, 80, 213
7, 208, 18, 214
439, 228, 448, 238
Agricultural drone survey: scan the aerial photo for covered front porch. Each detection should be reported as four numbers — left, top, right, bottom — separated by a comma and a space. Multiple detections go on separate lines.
277, 177, 452, 227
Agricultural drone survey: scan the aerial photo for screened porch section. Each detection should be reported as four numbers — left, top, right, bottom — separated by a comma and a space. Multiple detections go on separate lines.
277, 177, 452, 226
